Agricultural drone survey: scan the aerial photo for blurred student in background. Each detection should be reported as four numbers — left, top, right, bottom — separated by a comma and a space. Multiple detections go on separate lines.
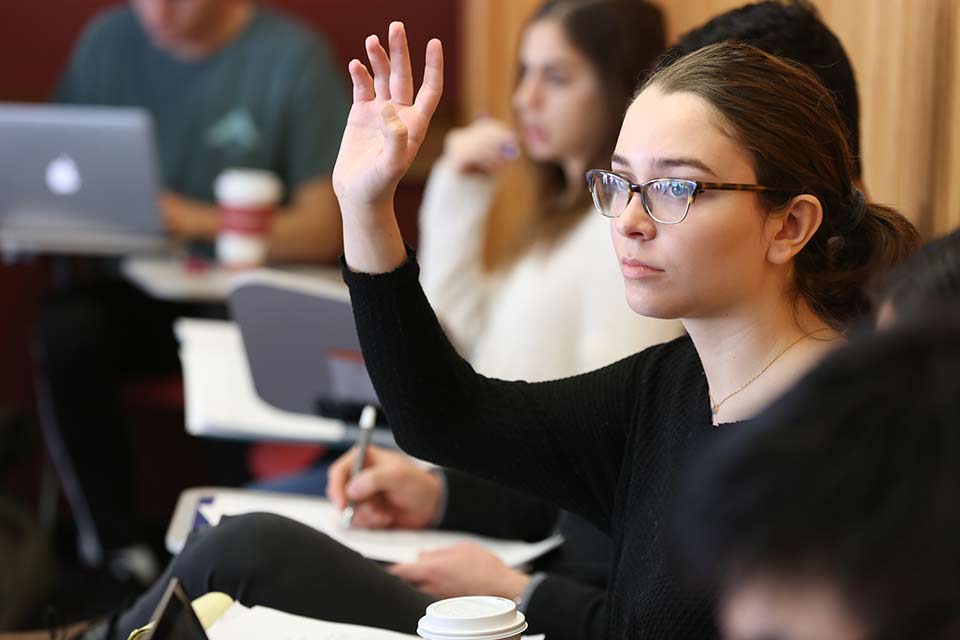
417, 0, 681, 379
35, 0, 348, 574
56, 0, 347, 260
870, 227, 960, 326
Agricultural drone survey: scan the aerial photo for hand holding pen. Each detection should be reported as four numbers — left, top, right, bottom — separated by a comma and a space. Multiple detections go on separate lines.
327, 419, 444, 530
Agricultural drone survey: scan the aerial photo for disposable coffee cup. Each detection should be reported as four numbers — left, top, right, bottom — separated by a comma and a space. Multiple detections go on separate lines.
213, 168, 282, 269
417, 597, 528, 640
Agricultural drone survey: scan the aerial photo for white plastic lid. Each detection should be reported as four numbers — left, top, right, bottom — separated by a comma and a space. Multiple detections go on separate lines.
417, 597, 528, 640
213, 168, 283, 207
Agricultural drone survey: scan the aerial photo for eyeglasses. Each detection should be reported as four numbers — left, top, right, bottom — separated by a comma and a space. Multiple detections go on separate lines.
585, 169, 794, 224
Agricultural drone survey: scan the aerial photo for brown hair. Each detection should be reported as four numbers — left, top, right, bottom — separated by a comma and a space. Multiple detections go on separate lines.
642, 42, 920, 330
514, 0, 665, 252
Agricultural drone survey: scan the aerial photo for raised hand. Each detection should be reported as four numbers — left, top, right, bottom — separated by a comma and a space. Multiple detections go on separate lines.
333, 22, 444, 212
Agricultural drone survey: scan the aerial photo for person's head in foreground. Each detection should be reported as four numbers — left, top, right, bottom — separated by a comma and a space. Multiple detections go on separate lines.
674, 317, 960, 640
589, 42, 918, 333
504, 0, 665, 241
666, 0, 863, 183
869, 228, 960, 328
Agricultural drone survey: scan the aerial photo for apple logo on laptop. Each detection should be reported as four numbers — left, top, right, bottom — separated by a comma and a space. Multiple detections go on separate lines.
46, 154, 82, 196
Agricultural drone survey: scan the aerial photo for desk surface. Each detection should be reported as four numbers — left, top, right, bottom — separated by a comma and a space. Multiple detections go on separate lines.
175, 318, 394, 447
122, 256, 342, 302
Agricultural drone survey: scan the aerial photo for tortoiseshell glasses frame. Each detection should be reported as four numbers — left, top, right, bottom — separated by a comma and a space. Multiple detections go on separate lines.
585, 169, 795, 224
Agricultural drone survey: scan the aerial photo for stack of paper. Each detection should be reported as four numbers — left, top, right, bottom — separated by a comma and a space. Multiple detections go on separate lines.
195, 493, 563, 567
207, 602, 418, 640
206, 602, 546, 640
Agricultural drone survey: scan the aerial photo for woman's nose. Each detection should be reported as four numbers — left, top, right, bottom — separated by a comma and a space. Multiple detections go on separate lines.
513, 76, 541, 111
615, 196, 657, 240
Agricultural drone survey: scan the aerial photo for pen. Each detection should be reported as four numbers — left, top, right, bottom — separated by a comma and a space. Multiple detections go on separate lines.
341, 404, 378, 528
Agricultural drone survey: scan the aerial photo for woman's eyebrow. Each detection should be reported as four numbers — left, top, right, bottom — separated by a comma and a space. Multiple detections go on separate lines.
611, 153, 631, 167
652, 156, 719, 178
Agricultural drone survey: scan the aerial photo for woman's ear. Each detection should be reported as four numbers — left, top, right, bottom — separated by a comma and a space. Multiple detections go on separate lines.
765, 195, 823, 265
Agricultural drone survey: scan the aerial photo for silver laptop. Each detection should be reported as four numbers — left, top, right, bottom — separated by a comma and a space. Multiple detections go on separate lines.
0, 103, 172, 256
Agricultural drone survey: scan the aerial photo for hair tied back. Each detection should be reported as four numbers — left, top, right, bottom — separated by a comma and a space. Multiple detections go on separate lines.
838, 187, 867, 235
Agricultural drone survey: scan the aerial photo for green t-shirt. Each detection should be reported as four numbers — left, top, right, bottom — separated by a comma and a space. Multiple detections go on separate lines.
55, 6, 349, 205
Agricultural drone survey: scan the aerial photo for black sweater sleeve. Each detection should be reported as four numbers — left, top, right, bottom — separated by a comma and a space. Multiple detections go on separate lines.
344, 253, 644, 533
438, 469, 560, 542
525, 575, 608, 640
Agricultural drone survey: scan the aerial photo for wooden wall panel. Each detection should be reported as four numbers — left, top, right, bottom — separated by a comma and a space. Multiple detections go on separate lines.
932, 0, 960, 234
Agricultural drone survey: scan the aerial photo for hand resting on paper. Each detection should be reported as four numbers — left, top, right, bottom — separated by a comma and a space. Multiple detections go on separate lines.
388, 541, 532, 601
327, 444, 443, 530
328, 446, 535, 600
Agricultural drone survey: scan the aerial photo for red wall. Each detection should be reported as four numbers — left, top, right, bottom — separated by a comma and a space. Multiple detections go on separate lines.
0, 0, 461, 102
0, 1, 461, 411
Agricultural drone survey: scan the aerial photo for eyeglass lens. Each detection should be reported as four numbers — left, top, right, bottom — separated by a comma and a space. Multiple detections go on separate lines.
590, 172, 693, 222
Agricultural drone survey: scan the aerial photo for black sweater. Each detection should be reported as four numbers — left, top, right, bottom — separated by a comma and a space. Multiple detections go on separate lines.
344, 254, 722, 639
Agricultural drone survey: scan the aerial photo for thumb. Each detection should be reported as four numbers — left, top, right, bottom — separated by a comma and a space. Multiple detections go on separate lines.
379, 104, 409, 170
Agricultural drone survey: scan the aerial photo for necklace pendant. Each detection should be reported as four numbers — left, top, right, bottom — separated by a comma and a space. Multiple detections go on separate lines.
711, 402, 719, 415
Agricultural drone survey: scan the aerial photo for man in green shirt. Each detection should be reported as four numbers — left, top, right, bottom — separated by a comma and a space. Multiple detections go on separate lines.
37, 0, 349, 576
56, 0, 348, 260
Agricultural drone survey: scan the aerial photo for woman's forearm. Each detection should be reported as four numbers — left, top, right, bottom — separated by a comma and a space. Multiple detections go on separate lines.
341, 202, 408, 274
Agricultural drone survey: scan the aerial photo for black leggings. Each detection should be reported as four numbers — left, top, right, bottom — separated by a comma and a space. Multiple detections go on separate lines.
110, 513, 435, 639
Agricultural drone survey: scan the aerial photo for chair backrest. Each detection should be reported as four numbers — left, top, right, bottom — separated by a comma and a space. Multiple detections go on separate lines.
228, 269, 380, 421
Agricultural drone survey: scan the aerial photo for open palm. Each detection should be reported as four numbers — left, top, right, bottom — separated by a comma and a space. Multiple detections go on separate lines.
333, 22, 444, 210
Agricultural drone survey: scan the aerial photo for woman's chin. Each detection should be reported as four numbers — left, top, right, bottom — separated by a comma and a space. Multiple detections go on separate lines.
625, 295, 681, 320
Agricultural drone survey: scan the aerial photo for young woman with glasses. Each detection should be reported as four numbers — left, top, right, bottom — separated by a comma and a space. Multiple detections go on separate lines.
71, 3, 679, 640
327, 23, 919, 638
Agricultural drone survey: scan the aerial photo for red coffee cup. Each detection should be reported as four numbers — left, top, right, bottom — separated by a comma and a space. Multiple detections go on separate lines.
214, 169, 282, 269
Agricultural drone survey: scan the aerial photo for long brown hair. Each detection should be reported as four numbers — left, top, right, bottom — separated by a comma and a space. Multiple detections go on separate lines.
642, 42, 920, 329
513, 0, 665, 254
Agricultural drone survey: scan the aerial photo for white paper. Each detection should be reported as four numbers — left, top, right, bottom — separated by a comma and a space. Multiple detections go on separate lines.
176, 318, 347, 443
197, 493, 563, 568
206, 602, 547, 640
207, 602, 419, 640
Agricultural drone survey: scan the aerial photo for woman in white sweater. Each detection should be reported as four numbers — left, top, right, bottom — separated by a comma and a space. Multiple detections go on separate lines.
418, 4, 682, 381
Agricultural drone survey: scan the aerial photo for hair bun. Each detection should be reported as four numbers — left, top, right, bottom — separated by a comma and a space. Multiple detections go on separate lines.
837, 187, 867, 235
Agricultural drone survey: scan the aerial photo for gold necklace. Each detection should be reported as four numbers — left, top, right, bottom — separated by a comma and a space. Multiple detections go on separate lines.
708, 333, 812, 417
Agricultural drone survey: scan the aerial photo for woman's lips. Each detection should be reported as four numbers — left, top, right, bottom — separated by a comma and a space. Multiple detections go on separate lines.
620, 258, 664, 279
521, 124, 547, 145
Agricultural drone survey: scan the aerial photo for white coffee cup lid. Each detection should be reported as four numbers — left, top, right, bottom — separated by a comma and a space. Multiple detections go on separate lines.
417, 597, 528, 640
214, 168, 283, 207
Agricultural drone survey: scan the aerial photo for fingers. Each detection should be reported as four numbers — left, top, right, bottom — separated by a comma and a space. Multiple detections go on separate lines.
326, 447, 356, 508
350, 500, 393, 529
348, 59, 375, 103
388, 561, 428, 584
379, 104, 409, 168
388, 22, 414, 106
345, 464, 396, 502
365, 35, 392, 101
414, 38, 444, 118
